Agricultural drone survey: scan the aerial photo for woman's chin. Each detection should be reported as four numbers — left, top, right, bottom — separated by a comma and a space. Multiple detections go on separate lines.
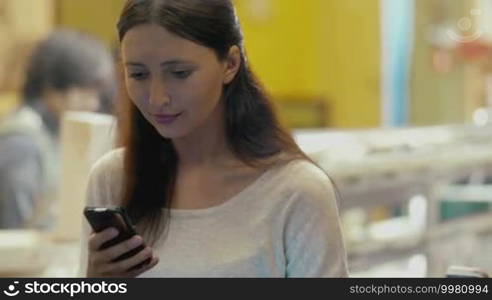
154, 125, 188, 140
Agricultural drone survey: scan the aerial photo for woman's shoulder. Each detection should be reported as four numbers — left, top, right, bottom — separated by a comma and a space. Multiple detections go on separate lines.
267, 158, 337, 208
86, 148, 125, 207
273, 158, 333, 189
91, 148, 125, 175
89, 147, 125, 186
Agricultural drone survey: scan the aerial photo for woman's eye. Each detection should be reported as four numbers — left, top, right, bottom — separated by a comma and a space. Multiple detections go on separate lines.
129, 72, 148, 80
171, 70, 192, 79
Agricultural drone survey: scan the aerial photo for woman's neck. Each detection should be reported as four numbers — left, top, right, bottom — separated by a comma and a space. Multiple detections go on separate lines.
171, 104, 236, 168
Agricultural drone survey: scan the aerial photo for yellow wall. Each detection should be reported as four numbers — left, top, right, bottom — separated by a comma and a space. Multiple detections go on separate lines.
2, 0, 54, 41
55, 0, 381, 128
0, 0, 55, 86
0, 0, 54, 110
236, 0, 381, 128
56, 0, 126, 47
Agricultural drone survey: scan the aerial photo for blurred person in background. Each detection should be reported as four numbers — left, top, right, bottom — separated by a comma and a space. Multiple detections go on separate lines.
0, 29, 115, 229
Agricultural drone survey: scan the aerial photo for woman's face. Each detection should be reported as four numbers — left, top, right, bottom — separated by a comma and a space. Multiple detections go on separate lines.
121, 24, 238, 139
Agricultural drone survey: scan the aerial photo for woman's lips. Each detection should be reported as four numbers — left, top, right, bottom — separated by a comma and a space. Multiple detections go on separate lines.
153, 112, 182, 125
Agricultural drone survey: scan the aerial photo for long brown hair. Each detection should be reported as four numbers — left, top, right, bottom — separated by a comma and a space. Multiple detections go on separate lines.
117, 0, 309, 244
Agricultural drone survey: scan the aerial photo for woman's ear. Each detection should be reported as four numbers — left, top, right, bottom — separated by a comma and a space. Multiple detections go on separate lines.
223, 45, 241, 84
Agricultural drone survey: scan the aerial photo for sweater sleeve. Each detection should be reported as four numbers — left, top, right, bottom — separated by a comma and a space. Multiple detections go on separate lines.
76, 149, 124, 277
283, 164, 349, 278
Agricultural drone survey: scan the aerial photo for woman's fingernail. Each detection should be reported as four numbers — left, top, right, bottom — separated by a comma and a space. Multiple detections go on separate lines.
130, 236, 142, 246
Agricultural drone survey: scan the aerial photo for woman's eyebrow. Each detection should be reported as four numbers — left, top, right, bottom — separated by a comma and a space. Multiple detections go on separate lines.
124, 60, 193, 67
125, 62, 145, 67
160, 59, 193, 67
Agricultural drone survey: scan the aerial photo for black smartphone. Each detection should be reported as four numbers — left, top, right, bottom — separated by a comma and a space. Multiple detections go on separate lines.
83, 206, 151, 270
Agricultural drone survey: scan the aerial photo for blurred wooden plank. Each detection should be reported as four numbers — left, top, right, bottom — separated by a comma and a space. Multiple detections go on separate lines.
54, 111, 116, 241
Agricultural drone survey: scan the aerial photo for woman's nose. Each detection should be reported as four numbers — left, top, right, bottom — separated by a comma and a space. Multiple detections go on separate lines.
149, 79, 171, 109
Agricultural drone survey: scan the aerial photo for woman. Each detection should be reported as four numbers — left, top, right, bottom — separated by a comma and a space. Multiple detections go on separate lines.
79, 0, 348, 277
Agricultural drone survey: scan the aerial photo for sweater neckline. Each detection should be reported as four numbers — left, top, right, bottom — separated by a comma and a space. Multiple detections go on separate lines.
163, 160, 294, 219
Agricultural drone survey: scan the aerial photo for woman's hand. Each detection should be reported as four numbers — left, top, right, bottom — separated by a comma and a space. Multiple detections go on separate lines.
86, 227, 159, 277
